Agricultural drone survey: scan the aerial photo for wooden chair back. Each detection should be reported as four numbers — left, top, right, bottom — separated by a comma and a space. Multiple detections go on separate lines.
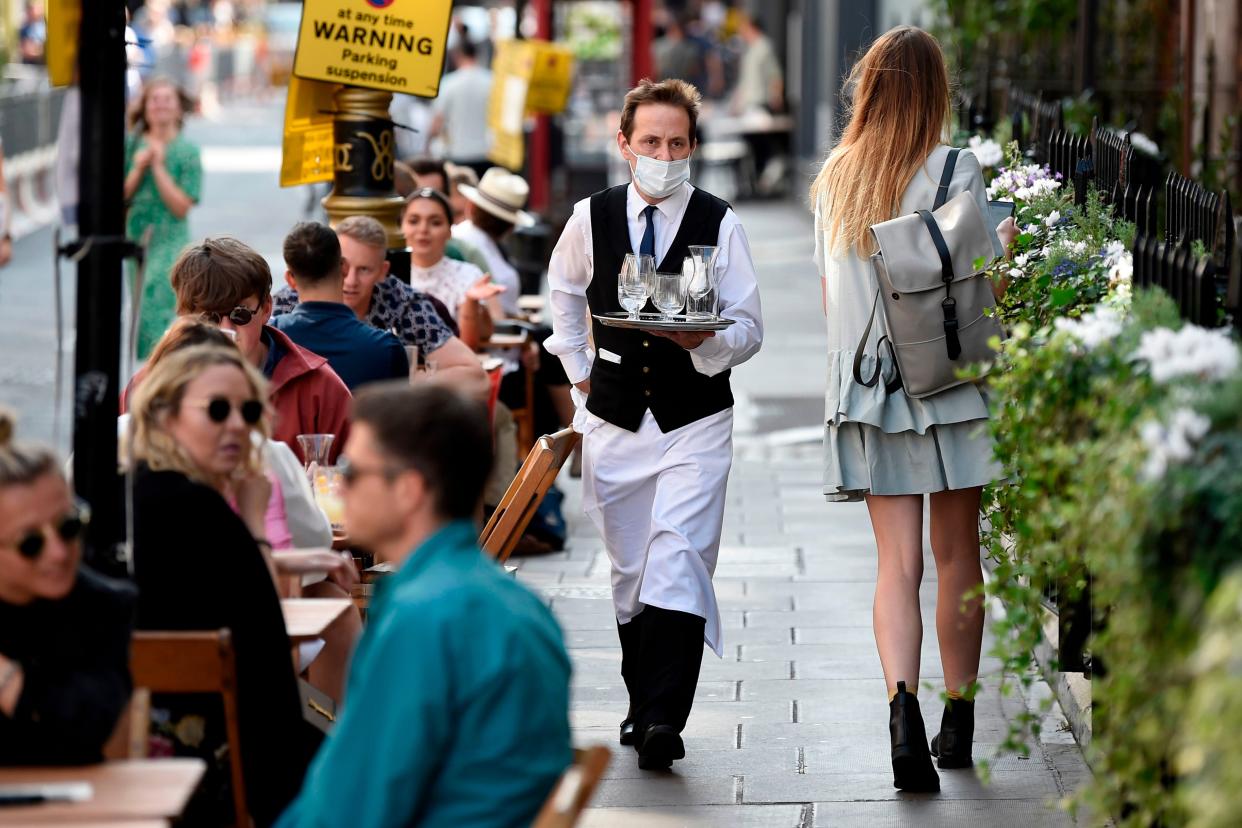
129, 630, 249, 828
479, 427, 580, 563
531, 746, 611, 828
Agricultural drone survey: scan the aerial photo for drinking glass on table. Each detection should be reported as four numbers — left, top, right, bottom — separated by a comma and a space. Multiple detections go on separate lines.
618, 253, 651, 319
652, 271, 688, 320
312, 467, 346, 533
404, 345, 420, 383
296, 433, 335, 483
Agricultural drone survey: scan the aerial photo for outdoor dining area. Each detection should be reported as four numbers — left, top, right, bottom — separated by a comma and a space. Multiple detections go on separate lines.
0, 191, 606, 825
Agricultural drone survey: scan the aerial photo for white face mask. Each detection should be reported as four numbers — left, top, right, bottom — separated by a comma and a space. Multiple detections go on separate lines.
626, 145, 692, 199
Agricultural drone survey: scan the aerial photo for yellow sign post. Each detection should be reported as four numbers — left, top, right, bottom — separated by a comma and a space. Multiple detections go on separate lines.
486, 39, 575, 171
292, 0, 454, 99
46, 0, 82, 87
280, 76, 339, 188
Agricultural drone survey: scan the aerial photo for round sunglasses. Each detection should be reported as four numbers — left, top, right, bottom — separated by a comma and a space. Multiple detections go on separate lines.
187, 397, 265, 425
199, 301, 261, 327
11, 502, 91, 560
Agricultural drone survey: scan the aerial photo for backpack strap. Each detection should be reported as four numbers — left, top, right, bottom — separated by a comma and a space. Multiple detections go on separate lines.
852, 289, 903, 394
916, 208, 962, 361
934, 148, 961, 210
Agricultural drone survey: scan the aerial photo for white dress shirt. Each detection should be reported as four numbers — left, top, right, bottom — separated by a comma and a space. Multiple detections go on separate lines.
545, 181, 764, 386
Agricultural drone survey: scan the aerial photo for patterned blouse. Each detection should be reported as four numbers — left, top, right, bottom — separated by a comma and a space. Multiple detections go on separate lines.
408, 256, 486, 322
272, 278, 454, 357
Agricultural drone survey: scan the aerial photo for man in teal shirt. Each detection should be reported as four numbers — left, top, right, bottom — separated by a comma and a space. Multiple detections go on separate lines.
276, 384, 572, 828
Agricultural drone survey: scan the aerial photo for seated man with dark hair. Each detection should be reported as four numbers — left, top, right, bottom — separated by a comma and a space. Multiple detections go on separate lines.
275, 384, 572, 828
274, 221, 408, 391
271, 216, 489, 403
169, 236, 352, 462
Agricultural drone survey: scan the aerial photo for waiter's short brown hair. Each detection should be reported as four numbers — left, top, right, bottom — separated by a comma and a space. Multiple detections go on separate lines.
171, 237, 273, 314
619, 78, 702, 141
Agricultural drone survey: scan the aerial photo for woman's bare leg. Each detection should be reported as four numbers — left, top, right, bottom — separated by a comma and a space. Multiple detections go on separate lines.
928, 486, 985, 695
865, 493, 926, 696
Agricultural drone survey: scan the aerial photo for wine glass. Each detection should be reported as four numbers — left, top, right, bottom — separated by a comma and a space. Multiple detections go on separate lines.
618, 253, 650, 319
652, 271, 688, 320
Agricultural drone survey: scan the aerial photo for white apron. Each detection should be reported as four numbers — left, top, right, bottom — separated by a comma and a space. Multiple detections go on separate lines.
577, 399, 733, 657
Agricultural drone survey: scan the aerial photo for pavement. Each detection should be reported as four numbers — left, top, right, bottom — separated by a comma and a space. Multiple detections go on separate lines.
510, 199, 1091, 826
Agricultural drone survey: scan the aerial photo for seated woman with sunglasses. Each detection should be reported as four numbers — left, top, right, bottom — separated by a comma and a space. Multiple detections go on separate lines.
0, 408, 135, 765
127, 345, 320, 826
126, 319, 360, 705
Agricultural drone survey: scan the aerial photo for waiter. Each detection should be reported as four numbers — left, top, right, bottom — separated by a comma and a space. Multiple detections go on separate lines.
546, 78, 763, 770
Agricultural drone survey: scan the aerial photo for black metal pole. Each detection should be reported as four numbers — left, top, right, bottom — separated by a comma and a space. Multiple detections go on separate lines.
73, 0, 127, 575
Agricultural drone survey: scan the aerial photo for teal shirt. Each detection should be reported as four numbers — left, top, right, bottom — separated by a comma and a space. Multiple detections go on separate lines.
275, 521, 572, 828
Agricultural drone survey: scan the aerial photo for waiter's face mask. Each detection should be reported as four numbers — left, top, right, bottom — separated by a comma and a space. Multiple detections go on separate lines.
623, 141, 693, 200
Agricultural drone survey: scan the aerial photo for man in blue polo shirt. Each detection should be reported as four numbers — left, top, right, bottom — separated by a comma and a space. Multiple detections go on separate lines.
273, 222, 408, 390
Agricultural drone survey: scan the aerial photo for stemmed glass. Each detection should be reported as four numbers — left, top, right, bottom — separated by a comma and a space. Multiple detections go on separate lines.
618, 253, 653, 319
652, 271, 688, 320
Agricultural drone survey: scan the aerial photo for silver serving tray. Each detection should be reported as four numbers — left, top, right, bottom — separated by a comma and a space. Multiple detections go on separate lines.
594, 312, 736, 332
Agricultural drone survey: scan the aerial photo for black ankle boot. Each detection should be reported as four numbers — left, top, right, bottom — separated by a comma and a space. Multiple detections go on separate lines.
889, 681, 940, 792
930, 697, 975, 769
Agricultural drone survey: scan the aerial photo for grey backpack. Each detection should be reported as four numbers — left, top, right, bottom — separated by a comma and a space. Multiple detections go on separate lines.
853, 148, 1003, 399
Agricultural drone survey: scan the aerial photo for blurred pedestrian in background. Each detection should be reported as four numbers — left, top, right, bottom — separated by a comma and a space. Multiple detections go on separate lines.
124, 78, 202, 359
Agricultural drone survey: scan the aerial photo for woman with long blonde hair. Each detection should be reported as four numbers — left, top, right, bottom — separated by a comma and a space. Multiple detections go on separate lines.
810, 26, 1016, 792
127, 345, 317, 824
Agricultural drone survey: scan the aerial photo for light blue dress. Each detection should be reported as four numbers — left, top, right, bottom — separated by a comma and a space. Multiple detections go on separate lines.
813, 147, 1004, 502
275, 521, 573, 828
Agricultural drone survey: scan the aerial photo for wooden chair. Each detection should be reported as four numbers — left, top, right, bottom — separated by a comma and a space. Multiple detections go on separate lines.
479, 427, 580, 563
129, 630, 250, 828
531, 746, 611, 828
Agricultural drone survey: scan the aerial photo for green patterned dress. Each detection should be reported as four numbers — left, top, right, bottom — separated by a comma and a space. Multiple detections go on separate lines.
124, 133, 202, 358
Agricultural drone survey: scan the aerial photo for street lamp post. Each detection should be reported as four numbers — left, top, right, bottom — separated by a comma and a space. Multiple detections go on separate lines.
72, 0, 127, 575
320, 86, 409, 281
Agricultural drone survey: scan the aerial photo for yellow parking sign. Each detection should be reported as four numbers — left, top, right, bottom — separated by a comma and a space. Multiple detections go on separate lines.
280, 76, 339, 188
293, 0, 453, 98
486, 40, 575, 170
46, 0, 81, 87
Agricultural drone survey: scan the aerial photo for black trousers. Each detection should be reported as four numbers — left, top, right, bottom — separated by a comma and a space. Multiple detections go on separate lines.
617, 605, 706, 735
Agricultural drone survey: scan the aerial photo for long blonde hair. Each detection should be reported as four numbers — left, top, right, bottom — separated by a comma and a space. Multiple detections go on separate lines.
810, 26, 953, 258
127, 345, 270, 489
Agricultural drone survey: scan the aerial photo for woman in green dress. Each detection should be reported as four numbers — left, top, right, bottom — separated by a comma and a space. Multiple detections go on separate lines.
124, 79, 202, 359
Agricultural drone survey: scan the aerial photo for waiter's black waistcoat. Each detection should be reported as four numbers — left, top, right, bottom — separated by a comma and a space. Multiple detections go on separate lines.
586, 184, 733, 433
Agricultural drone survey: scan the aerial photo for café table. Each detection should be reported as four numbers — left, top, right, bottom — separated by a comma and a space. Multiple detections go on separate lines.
0, 759, 204, 824
281, 598, 353, 644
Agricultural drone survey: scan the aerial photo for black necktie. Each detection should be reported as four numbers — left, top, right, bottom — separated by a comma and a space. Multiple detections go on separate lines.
639, 205, 657, 260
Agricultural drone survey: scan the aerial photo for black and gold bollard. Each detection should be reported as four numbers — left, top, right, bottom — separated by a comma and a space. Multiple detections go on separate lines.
322, 86, 410, 281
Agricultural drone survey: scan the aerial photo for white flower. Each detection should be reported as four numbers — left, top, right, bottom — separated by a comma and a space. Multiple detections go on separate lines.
1130, 132, 1160, 157
1014, 253, 1030, 268
1054, 305, 1124, 351
1107, 250, 1133, 287
1106, 279, 1133, 311
1008, 268, 1023, 279
968, 135, 1004, 168
1133, 325, 1241, 384
1044, 210, 1062, 228
1140, 407, 1211, 481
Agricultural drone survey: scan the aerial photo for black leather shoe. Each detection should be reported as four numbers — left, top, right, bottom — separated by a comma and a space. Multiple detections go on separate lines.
619, 719, 636, 746
930, 697, 975, 769
889, 681, 940, 792
637, 724, 685, 771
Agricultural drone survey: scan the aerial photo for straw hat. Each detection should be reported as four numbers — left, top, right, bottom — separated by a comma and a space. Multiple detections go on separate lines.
458, 167, 536, 228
